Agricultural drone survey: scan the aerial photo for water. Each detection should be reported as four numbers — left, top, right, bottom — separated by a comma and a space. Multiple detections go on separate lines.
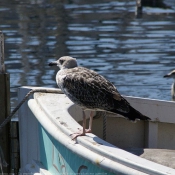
0, 0, 175, 115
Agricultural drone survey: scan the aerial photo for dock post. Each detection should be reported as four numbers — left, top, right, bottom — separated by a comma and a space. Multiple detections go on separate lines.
0, 31, 11, 173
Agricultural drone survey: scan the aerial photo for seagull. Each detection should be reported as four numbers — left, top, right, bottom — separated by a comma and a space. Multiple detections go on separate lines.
164, 70, 175, 100
49, 56, 150, 139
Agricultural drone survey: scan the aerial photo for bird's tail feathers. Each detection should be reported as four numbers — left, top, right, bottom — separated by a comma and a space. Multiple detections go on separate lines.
111, 106, 150, 121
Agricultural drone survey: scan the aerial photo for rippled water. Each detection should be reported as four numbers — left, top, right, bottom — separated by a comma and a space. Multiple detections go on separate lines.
0, 0, 175, 114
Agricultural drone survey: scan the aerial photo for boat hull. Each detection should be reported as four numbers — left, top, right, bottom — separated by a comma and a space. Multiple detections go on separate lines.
18, 86, 175, 175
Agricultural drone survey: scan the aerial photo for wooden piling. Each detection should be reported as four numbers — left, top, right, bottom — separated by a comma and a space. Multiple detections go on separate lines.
0, 31, 11, 173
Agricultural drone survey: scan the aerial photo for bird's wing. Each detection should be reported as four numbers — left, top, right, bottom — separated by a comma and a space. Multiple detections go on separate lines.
62, 67, 130, 112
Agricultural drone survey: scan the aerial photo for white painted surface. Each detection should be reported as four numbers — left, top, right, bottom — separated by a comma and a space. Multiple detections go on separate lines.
124, 96, 175, 149
146, 122, 158, 148
18, 87, 40, 170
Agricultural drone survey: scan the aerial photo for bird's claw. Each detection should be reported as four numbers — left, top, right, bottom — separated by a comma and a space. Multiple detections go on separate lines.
70, 133, 85, 140
70, 128, 92, 140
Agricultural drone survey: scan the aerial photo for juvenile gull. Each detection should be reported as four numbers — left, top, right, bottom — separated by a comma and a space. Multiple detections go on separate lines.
164, 70, 175, 100
49, 56, 150, 139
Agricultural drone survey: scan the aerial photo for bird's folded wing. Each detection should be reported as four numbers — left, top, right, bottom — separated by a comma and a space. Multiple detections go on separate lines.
63, 68, 130, 112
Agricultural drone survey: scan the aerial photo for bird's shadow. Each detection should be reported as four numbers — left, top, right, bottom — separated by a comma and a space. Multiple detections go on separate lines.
92, 135, 144, 157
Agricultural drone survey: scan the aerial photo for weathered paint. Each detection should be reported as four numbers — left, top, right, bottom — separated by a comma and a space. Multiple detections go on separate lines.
39, 124, 114, 175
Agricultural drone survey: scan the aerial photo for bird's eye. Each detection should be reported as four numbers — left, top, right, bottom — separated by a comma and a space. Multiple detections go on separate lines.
59, 59, 64, 64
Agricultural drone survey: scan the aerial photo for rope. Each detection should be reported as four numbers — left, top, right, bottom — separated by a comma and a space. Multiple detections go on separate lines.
102, 112, 107, 141
0, 88, 63, 131
93, 111, 107, 141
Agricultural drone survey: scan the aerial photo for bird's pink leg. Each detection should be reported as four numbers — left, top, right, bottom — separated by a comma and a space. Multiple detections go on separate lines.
77, 111, 94, 133
71, 110, 87, 140
71, 111, 94, 140
85, 111, 94, 133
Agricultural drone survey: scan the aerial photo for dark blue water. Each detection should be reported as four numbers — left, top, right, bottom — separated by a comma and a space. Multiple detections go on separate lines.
0, 0, 175, 115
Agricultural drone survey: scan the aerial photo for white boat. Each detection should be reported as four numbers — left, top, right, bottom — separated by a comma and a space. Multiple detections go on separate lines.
18, 86, 175, 175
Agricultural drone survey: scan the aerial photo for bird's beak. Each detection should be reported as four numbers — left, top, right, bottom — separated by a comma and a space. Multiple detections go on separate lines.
48, 61, 58, 67
163, 74, 170, 78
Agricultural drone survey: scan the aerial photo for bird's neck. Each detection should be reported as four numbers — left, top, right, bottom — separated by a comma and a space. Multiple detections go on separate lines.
59, 66, 68, 70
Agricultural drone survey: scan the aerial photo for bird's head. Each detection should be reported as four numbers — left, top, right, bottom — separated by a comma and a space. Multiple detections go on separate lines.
49, 56, 78, 69
164, 70, 175, 79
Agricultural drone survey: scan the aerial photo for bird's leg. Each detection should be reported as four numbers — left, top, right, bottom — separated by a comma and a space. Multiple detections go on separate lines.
77, 111, 94, 133
85, 111, 94, 133
82, 110, 86, 135
71, 110, 87, 140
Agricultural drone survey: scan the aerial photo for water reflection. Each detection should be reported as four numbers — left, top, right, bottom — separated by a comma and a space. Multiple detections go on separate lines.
0, 0, 175, 113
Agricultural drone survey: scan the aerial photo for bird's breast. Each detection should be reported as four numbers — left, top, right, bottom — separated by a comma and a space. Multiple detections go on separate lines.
56, 71, 66, 86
